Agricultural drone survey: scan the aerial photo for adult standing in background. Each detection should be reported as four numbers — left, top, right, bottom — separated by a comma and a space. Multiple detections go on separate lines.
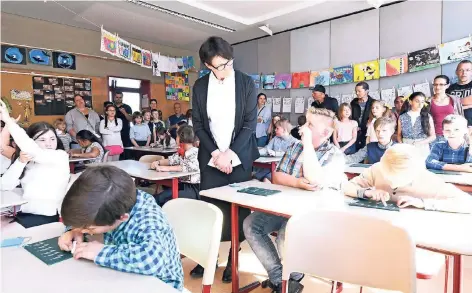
149, 98, 158, 110
310, 84, 339, 114
192, 36, 259, 283
167, 102, 185, 139
351, 82, 375, 150
256, 93, 272, 147
113, 91, 133, 151
65, 94, 100, 149
447, 60, 472, 130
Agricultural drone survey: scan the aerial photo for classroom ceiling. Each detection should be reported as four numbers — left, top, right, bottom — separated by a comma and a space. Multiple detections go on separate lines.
1, 0, 399, 51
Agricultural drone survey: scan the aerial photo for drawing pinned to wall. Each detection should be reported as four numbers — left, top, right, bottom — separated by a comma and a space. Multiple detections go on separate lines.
52, 52, 76, 70
307, 97, 314, 109
27, 49, 52, 66
152, 52, 161, 77
379, 55, 408, 77
117, 37, 131, 61
10, 89, 32, 101
141, 49, 152, 69
266, 97, 273, 108
282, 97, 292, 113
397, 85, 413, 98
294, 97, 305, 113
354, 60, 380, 82
274, 73, 292, 89
369, 90, 381, 100
168, 57, 178, 73
341, 93, 354, 104
381, 88, 396, 108
330, 66, 353, 85
262, 74, 275, 90
159, 54, 171, 73
165, 72, 189, 101
272, 97, 281, 112
408, 47, 440, 72
175, 57, 184, 72
131, 45, 143, 64
333, 95, 341, 105
291, 72, 310, 88
309, 70, 330, 87
100, 28, 117, 56
439, 37, 472, 65
249, 74, 261, 89
183, 56, 195, 70
198, 69, 210, 78
1, 45, 26, 65
413, 82, 432, 97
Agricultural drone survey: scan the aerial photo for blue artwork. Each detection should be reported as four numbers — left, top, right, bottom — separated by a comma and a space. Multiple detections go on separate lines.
53, 52, 76, 70
249, 74, 261, 89
1, 45, 26, 65
262, 74, 275, 90
27, 49, 51, 66
330, 66, 353, 85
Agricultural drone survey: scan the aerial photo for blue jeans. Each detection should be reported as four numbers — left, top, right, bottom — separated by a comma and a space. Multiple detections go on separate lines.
243, 212, 303, 286
257, 136, 269, 147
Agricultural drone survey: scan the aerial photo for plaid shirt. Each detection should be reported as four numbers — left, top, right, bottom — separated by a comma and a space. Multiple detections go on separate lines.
276, 140, 346, 190
426, 140, 472, 170
95, 190, 184, 291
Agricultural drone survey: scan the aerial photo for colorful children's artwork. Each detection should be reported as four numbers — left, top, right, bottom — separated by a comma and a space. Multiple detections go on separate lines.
379, 55, 408, 77
353, 60, 380, 82
397, 85, 413, 99
439, 37, 472, 65
262, 74, 275, 90
198, 69, 210, 78
408, 47, 440, 72
152, 52, 161, 77
272, 97, 281, 112
117, 37, 131, 61
183, 56, 195, 70
141, 49, 152, 69
369, 90, 380, 100
274, 73, 292, 89
10, 89, 32, 101
282, 97, 292, 113
27, 49, 52, 66
309, 70, 330, 87
131, 45, 142, 64
294, 97, 305, 113
291, 72, 310, 88
249, 74, 261, 89
100, 28, 117, 56
413, 82, 432, 98
52, 52, 76, 70
381, 88, 396, 108
330, 66, 353, 85
176, 57, 185, 72
1, 45, 26, 65
165, 72, 190, 101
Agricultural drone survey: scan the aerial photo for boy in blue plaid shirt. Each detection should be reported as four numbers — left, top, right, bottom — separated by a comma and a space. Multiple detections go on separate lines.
58, 166, 184, 290
426, 115, 472, 172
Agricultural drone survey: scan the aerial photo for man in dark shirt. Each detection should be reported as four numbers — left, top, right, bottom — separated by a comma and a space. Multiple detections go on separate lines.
113, 91, 133, 148
447, 60, 472, 128
350, 82, 375, 150
167, 102, 186, 139
310, 84, 339, 114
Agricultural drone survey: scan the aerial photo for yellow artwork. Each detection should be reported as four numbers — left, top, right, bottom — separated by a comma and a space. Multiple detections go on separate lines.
353, 60, 380, 82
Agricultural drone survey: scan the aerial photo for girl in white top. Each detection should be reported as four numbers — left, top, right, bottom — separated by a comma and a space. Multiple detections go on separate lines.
99, 104, 123, 161
366, 100, 391, 144
0, 101, 70, 217
333, 103, 358, 155
70, 130, 105, 164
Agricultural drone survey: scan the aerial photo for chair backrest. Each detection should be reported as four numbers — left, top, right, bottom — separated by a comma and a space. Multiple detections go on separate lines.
102, 150, 110, 162
163, 199, 223, 286
282, 210, 416, 293
139, 155, 164, 164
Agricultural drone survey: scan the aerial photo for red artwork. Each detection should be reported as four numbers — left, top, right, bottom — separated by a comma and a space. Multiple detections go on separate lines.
291, 72, 310, 88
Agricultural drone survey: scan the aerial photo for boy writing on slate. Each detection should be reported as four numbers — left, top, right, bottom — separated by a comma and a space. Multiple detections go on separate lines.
58, 166, 184, 290
344, 144, 472, 213
345, 117, 396, 164
426, 114, 472, 172
243, 107, 346, 293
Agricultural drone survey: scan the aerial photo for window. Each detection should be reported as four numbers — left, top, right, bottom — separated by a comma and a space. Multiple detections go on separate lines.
109, 77, 143, 113
109, 77, 141, 88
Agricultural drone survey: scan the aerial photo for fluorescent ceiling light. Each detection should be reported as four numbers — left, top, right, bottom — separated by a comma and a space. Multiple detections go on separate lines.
126, 0, 235, 32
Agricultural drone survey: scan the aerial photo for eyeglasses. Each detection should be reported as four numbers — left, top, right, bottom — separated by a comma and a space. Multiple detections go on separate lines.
211, 59, 234, 71
433, 83, 447, 87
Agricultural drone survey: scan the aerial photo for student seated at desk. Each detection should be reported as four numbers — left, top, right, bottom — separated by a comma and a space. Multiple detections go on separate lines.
426, 114, 472, 172
255, 118, 298, 183
243, 107, 346, 293
344, 144, 472, 213
155, 126, 177, 148
58, 166, 184, 290
0, 101, 69, 222
69, 130, 105, 163
150, 125, 200, 206
345, 117, 396, 164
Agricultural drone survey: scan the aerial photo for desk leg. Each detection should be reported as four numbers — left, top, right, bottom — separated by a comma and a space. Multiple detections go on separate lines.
453, 255, 462, 293
172, 178, 179, 199
231, 203, 260, 293
271, 162, 276, 179
69, 162, 75, 174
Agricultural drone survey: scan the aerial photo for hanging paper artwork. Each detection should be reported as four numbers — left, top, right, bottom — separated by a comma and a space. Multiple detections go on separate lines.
307, 97, 314, 109
309, 70, 330, 87
249, 74, 261, 89
1, 45, 26, 65
274, 73, 292, 89
152, 52, 161, 77
294, 97, 305, 113
282, 97, 292, 113
332, 95, 341, 105
330, 66, 353, 85
413, 82, 432, 98
369, 90, 381, 100
52, 52, 76, 70
408, 47, 440, 72
183, 56, 195, 70
141, 49, 152, 69
27, 49, 52, 66
381, 88, 396, 108
439, 37, 472, 65
168, 58, 178, 73
397, 85, 413, 99
100, 28, 117, 56
176, 57, 185, 72
199, 69, 210, 78
353, 60, 380, 82
117, 38, 131, 61
341, 93, 354, 104
159, 55, 171, 73
262, 74, 275, 90
266, 97, 273, 108
379, 55, 408, 77
131, 45, 143, 64
272, 97, 282, 112
10, 89, 32, 101
165, 72, 190, 101
291, 72, 310, 88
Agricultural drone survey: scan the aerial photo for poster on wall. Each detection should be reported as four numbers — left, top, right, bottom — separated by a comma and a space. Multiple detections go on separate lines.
131, 45, 143, 64
274, 73, 292, 89
309, 70, 330, 87
397, 85, 413, 98
282, 97, 292, 113
272, 97, 281, 112
353, 60, 380, 82
141, 49, 152, 68
27, 49, 52, 66
1, 45, 27, 65
152, 52, 161, 77
408, 47, 440, 72
165, 72, 190, 102
262, 74, 275, 90
249, 74, 261, 89
266, 97, 273, 108
294, 97, 305, 113
52, 52, 76, 70
369, 90, 380, 100
379, 55, 408, 77
381, 88, 396, 108
330, 66, 353, 85
413, 82, 432, 97
117, 37, 131, 61
100, 28, 117, 56
291, 72, 310, 88
439, 37, 472, 65
341, 93, 354, 104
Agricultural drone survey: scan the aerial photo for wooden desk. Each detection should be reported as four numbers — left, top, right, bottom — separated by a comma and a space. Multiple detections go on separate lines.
200, 180, 472, 293
68, 157, 90, 173
253, 156, 282, 179
1, 222, 180, 293
87, 160, 198, 199
344, 164, 472, 193
1, 188, 26, 215
125, 146, 177, 158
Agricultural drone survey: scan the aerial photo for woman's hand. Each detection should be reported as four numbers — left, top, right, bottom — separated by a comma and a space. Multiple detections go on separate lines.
19, 151, 33, 164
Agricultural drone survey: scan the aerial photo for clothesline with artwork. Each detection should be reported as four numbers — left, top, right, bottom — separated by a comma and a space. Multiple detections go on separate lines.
100, 27, 195, 77
220, 35, 471, 90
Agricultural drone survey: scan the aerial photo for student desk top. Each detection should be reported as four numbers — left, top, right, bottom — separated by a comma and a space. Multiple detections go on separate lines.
87, 160, 199, 199
344, 163, 472, 193
125, 146, 177, 157
200, 180, 472, 293
1, 221, 180, 293
253, 156, 283, 178
68, 157, 91, 173
1, 188, 26, 211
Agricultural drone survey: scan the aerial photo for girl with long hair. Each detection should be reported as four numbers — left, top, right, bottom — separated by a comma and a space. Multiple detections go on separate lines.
99, 104, 123, 161
70, 130, 105, 163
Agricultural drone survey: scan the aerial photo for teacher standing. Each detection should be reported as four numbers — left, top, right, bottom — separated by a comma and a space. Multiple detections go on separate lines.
192, 36, 259, 283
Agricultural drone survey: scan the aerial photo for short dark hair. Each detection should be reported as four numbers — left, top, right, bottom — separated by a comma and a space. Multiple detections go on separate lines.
257, 93, 267, 100
457, 60, 472, 68
199, 36, 234, 66
355, 82, 369, 91
61, 166, 136, 228
74, 94, 84, 101
150, 99, 157, 104
297, 115, 306, 126
132, 111, 143, 123
114, 91, 123, 96
103, 101, 113, 107
177, 125, 195, 144
434, 74, 450, 85
177, 120, 187, 127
